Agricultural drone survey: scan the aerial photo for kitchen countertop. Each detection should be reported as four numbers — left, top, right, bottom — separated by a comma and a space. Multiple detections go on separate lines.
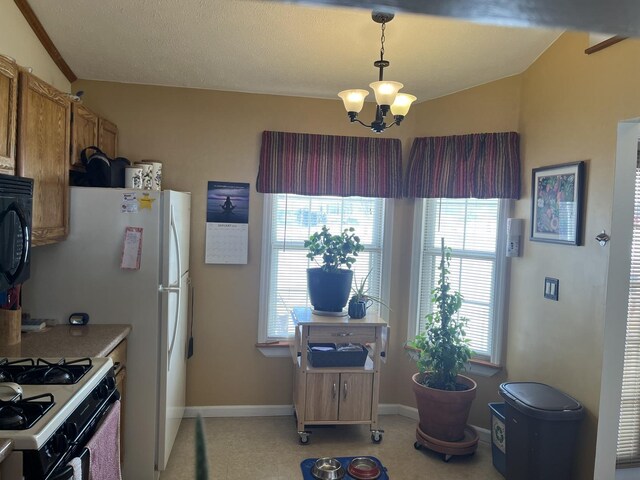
0, 324, 131, 358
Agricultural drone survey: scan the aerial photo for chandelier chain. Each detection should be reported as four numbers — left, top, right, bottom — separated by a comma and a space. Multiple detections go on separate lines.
380, 22, 386, 59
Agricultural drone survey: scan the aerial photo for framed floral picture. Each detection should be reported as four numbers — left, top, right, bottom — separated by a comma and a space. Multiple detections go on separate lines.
530, 161, 586, 245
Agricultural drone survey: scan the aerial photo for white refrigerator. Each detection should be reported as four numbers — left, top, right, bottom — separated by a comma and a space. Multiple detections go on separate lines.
23, 187, 191, 480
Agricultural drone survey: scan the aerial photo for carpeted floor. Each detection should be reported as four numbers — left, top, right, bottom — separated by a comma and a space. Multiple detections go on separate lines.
160, 414, 503, 479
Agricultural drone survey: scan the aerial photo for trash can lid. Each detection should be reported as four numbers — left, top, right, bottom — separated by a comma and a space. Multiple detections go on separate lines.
499, 382, 584, 420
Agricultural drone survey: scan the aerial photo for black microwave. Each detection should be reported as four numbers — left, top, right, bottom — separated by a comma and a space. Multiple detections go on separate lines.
0, 174, 33, 291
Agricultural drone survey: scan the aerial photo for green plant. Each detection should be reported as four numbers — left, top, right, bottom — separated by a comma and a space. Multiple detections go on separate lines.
350, 269, 389, 310
304, 226, 364, 272
408, 240, 473, 391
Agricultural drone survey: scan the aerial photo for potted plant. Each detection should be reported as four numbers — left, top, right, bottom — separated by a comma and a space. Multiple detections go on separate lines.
348, 270, 389, 319
305, 226, 364, 313
408, 239, 477, 443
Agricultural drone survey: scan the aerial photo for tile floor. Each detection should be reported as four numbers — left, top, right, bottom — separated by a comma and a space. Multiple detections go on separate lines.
160, 415, 503, 479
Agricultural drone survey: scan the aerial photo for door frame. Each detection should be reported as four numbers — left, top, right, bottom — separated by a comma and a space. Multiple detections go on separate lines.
595, 119, 640, 479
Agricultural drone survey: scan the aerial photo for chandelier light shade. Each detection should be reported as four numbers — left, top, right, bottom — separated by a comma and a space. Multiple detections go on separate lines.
338, 12, 416, 134
337, 89, 369, 113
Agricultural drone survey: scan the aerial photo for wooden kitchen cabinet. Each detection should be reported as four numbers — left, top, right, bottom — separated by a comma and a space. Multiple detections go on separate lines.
70, 103, 119, 169
97, 117, 118, 159
291, 310, 388, 444
70, 102, 98, 170
0, 55, 18, 176
16, 71, 70, 246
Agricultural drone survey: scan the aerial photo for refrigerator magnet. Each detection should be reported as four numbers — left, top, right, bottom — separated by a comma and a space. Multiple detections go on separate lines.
138, 193, 156, 210
121, 226, 143, 270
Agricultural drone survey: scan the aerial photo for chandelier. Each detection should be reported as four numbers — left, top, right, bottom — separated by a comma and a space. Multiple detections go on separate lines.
338, 12, 416, 134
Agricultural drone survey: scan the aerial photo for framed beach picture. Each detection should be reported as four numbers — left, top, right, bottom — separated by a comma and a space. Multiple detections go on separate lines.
530, 161, 586, 246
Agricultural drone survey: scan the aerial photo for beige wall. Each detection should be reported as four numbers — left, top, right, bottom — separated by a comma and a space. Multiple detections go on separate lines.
71, 79, 417, 406
511, 32, 640, 478
402, 32, 640, 478
394, 75, 522, 424
68, 30, 640, 480
3, 0, 639, 474
0, 0, 70, 92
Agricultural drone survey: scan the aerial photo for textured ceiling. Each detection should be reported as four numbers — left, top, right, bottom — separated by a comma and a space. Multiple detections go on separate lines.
28, 0, 561, 102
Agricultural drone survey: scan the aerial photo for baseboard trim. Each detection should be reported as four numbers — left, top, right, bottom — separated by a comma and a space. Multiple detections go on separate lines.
184, 403, 491, 443
184, 405, 294, 418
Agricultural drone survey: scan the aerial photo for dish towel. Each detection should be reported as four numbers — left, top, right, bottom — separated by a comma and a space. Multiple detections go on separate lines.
67, 456, 82, 480
86, 400, 122, 480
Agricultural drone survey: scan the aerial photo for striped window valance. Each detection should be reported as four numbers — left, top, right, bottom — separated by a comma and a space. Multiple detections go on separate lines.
257, 131, 403, 198
405, 132, 521, 199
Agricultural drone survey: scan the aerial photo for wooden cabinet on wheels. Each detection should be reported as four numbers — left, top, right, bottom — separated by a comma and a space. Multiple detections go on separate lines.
291, 311, 388, 444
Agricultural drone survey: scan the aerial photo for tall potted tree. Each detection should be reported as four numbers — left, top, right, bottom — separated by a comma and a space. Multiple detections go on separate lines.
408, 239, 477, 443
305, 226, 364, 313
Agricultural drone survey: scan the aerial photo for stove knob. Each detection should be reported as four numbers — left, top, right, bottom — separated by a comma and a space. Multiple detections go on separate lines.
106, 376, 116, 390
51, 433, 69, 454
97, 383, 109, 399
64, 422, 79, 438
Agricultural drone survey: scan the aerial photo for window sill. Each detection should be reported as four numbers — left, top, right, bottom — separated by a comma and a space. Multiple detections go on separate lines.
256, 341, 291, 358
404, 345, 503, 378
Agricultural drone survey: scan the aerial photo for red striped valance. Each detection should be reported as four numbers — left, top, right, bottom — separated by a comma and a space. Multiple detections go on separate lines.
405, 132, 521, 199
257, 131, 403, 198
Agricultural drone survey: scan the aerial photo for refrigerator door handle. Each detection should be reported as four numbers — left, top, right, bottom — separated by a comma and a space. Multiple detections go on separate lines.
165, 205, 182, 371
159, 284, 180, 293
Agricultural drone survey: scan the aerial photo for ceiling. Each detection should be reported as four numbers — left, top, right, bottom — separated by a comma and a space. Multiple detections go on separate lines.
29, 0, 562, 103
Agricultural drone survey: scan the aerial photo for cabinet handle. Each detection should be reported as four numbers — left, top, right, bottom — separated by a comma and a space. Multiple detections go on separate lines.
343, 382, 348, 400
336, 332, 353, 337
332, 383, 337, 399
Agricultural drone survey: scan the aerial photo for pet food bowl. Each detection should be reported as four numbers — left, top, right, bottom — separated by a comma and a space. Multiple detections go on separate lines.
311, 457, 345, 480
347, 457, 381, 480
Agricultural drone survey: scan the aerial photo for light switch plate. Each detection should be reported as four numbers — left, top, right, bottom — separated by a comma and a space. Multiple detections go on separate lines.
544, 277, 559, 301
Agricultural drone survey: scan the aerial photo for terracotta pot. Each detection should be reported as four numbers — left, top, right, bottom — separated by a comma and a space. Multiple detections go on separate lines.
412, 372, 477, 442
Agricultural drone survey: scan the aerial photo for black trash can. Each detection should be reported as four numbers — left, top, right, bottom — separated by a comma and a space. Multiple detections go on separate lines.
499, 382, 584, 480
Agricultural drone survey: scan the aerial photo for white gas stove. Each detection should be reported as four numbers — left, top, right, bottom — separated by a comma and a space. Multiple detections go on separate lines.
0, 357, 117, 480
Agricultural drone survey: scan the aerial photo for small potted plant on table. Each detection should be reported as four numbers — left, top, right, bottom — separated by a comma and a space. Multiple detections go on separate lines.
304, 226, 364, 313
348, 270, 389, 319
408, 239, 477, 455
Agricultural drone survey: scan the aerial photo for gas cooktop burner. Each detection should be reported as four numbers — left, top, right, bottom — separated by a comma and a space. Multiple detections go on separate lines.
0, 394, 54, 430
0, 358, 93, 385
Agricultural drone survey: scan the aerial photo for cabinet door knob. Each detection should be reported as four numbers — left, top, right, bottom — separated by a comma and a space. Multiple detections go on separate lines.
336, 332, 353, 337
332, 383, 337, 399
343, 382, 348, 400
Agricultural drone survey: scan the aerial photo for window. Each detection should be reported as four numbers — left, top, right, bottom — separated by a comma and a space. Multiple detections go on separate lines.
408, 197, 509, 364
616, 164, 640, 466
259, 194, 390, 342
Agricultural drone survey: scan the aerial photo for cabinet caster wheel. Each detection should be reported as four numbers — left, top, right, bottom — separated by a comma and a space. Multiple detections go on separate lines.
371, 431, 383, 443
414, 441, 422, 450
299, 432, 310, 445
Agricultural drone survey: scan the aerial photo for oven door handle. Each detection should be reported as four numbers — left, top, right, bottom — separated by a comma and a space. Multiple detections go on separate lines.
47, 447, 90, 480
48, 465, 73, 480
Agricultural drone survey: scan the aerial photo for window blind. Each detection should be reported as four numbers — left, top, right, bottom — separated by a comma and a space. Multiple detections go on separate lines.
264, 194, 386, 339
417, 198, 501, 360
616, 166, 640, 466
